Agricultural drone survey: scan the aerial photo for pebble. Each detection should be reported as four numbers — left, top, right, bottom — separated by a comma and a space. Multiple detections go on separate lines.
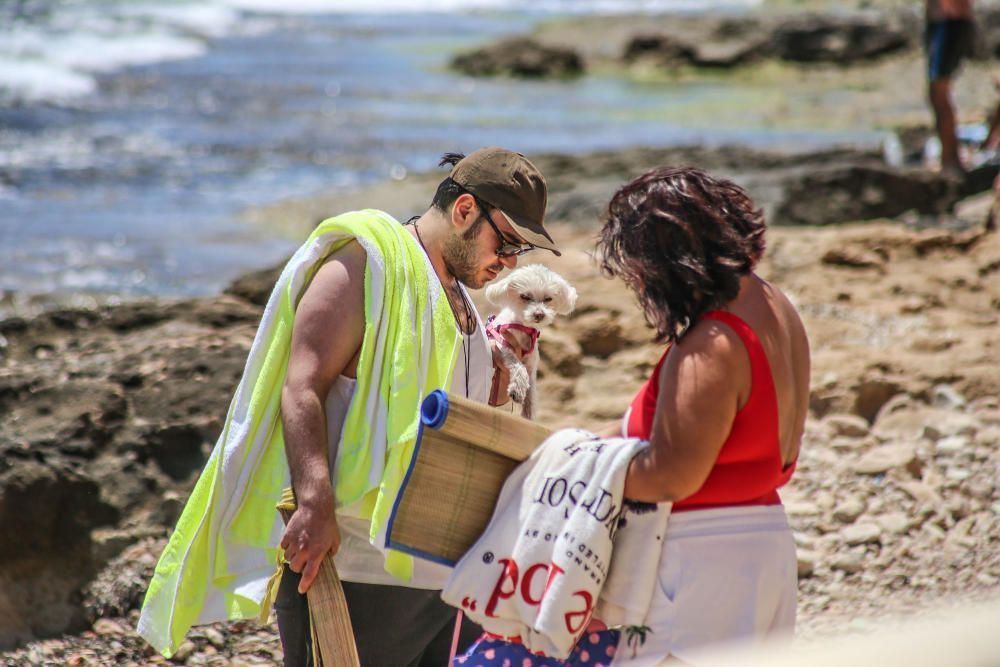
785, 501, 821, 517
824, 413, 870, 438
931, 384, 966, 410
793, 532, 816, 549
875, 512, 911, 535
896, 480, 942, 504
797, 550, 819, 578
935, 435, 969, 456
830, 553, 865, 574
202, 628, 226, 649
976, 573, 999, 587
921, 413, 981, 441
92, 619, 126, 636
945, 467, 972, 482
922, 523, 947, 542
842, 523, 882, 546
172, 640, 197, 663
832, 497, 866, 523
854, 443, 921, 476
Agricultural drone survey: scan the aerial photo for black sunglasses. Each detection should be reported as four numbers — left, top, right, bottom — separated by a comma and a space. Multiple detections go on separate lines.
476, 200, 535, 258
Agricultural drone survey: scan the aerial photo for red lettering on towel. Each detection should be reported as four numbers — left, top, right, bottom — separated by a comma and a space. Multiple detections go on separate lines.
485, 559, 519, 617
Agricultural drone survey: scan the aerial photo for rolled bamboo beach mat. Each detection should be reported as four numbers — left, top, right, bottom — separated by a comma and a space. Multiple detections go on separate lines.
387, 390, 552, 564
277, 489, 360, 667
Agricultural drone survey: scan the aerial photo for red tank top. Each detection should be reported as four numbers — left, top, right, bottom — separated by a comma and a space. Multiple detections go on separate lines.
625, 311, 796, 511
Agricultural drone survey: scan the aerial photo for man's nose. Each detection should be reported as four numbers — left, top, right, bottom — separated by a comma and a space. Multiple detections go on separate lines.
499, 254, 518, 269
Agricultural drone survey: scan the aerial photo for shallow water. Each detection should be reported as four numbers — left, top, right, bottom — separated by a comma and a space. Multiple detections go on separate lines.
0, 2, 885, 298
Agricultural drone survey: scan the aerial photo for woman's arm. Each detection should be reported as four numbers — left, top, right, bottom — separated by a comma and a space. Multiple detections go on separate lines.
623, 321, 749, 503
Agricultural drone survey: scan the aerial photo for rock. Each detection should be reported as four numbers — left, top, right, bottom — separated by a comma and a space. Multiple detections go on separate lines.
224, 263, 282, 307
821, 247, 886, 270
573, 311, 626, 359
452, 38, 584, 79
773, 164, 960, 226
92, 619, 127, 636
874, 406, 977, 441
875, 512, 912, 535
841, 522, 882, 546
832, 497, 866, 523
539, 328, 583, 378
797, 550, 819, 578
823, 413, 871, 438
0, 380, 126, 457
771, 13, 913, 63
0, 457, 117, 649
83, 539, 162, 623
931, 384, 966, 410
785, 501, 822, 517
202, 628, 226, 650
830, 553, 866, 574
854, 442, 921, 476
920, 412, 981, 441
691, 39, 768, 67
172, 640, 197, 663
934, 435, 969, 456
945, 467, 972, 482
853, 375, 905, 423
623, 34, 696, 65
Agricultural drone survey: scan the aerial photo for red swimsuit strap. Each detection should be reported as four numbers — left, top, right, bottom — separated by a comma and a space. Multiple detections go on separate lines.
700, 310, 779, 432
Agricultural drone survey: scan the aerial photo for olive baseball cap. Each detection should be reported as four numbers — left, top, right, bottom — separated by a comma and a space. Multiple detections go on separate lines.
449, 147, 560, 256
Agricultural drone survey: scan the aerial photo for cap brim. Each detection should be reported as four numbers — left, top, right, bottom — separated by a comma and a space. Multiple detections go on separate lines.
498, 210, 561, 257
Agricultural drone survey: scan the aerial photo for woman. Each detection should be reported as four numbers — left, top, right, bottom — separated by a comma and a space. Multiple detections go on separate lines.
599, 165, 810, 664
456, 166, 810, 666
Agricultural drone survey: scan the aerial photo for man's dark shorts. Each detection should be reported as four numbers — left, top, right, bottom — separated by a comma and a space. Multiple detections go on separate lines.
274, 565, 482, 667
925, 19, 975, 81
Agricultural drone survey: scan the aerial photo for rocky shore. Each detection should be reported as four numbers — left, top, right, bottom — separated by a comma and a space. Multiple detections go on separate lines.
450, 3, 1000, 147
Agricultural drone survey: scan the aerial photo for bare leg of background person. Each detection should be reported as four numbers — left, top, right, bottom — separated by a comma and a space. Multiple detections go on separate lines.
988, 172, 999, 232
982, 77, 1000, 153
930, 78, 964, 175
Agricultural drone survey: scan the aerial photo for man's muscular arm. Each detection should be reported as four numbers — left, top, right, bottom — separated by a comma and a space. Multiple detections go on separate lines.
280, 241, 366, 594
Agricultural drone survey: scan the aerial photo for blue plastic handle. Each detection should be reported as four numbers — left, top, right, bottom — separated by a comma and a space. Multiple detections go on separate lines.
420, 389, 449, 429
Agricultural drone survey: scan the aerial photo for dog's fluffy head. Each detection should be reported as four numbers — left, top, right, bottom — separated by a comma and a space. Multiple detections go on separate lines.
484, 264, 577, 327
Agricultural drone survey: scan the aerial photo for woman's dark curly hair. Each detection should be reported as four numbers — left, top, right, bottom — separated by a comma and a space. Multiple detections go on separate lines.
597, 166, 766, 344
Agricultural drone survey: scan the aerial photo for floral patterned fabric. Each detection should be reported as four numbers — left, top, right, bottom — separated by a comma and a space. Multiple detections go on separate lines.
454, 631, 621, 667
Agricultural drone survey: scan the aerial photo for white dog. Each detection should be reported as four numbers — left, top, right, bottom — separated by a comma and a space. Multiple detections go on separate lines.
484, 264, 577, 420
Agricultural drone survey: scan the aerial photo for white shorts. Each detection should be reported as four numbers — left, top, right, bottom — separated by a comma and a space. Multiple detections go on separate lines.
613, 505, 797, 666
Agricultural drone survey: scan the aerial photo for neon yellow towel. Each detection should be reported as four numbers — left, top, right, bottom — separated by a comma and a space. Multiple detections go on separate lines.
137, 210, 461, 656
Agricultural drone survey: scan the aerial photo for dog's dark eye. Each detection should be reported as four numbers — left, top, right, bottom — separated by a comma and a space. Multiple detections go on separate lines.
520, 294, 531, 301
543, 297, 553, 303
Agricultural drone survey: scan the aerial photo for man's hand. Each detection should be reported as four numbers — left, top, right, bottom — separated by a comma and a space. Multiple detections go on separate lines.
280, 491, 341, 595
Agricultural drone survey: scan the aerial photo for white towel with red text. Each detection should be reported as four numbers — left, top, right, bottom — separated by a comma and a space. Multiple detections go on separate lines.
441, 429, 649, 659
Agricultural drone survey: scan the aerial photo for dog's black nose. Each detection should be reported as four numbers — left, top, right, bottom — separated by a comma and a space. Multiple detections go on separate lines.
533, 313, 544, 322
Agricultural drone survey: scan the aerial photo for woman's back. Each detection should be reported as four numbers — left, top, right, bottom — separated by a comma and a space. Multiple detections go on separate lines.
725, 274, 810, 468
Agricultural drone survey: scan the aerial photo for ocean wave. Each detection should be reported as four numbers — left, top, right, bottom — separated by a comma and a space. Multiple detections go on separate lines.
0, 0, 761, 105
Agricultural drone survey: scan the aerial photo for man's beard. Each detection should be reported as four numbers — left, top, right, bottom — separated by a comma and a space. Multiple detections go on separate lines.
442, 221, 501, 288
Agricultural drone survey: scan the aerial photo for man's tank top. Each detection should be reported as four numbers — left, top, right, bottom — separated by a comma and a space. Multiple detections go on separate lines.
326, 289, 493, 587
624, 310, 796, 512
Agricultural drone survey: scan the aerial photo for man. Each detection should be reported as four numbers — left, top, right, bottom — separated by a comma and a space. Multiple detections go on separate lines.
925, 0, 976, 177
137, 147, 560, 666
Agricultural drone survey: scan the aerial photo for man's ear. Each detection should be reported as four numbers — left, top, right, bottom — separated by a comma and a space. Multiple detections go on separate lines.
451, 193, 479, 231
485, 274, 511, 305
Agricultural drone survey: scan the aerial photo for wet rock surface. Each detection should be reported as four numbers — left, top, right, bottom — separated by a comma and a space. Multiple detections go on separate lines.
451, 37, 584, 79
